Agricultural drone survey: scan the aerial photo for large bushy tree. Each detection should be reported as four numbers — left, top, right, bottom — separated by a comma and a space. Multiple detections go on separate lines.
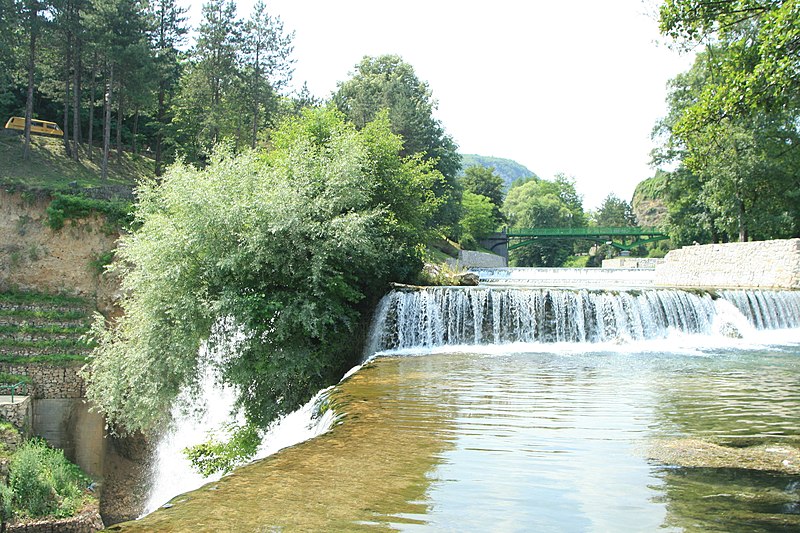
651, 37, 800, 243
459, 165, 505, 224
332, 55, 462, 235
593, 193, 636, 227
86, 107, 442, 467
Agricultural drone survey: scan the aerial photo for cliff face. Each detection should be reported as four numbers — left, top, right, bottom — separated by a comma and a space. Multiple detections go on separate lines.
0, 189, 121, 314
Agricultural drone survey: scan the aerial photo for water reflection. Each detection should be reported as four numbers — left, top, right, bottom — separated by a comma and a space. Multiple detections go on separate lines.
115, 343, 799, 532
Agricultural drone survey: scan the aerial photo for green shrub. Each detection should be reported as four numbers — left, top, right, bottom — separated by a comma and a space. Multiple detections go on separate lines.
0, 373, 31, 385
0, 483, 13, 523
9, 439, 90, 519
46, 193, 133, 231
561, 255, 589, 268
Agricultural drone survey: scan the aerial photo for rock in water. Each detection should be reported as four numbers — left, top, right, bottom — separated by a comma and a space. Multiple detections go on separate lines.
456, 272, 479, 286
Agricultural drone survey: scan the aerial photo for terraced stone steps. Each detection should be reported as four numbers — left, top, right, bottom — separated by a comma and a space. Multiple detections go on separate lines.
0, 290, 94, 366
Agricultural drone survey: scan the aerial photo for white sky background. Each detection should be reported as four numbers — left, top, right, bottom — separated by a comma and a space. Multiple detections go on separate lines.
182, 0, 695, 210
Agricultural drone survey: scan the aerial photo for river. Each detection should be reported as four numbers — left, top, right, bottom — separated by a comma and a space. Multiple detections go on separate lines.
115, 286, 800, 532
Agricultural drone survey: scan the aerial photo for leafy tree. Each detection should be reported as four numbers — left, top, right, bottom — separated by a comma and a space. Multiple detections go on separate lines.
171, 0, 241, 163
148, 0, 188, 175
593, 193, 636, 227
459, 165, 505, 223
240, 0, 293, 149
20, 0, 44, 161
85, 107, 442, 470
659, 0, 800, 115
651, 39, 800, 242
459, 191, 497, 249
332, 54, 462, 235
502, 174, 587, 266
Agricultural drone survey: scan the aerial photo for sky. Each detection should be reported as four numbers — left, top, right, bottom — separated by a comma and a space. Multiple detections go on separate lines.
182, 0, 696, 210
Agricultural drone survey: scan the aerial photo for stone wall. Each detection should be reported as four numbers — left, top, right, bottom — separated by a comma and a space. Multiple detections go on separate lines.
602, 257, 665, 269
0, 362, 85, 399
0, 396, 31, 433
655, 238, 800, 289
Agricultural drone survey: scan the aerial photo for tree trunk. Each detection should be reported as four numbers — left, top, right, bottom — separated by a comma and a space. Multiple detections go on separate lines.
72, 37, 81, 161
155, 80, 165, 176
132, 107, 139, 154
116, 88, 124, 165
102, 63, 113, 180
23, 0, 37, 161
737, 197, 748, 242
88, 52, 96, 163
63, 32, 72, 158
251, 43, 260, 149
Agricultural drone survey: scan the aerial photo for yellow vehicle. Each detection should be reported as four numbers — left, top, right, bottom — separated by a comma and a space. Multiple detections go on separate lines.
4, 116, 64, 137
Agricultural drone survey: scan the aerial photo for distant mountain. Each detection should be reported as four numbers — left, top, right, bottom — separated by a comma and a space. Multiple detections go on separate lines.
459, 154, 537, 189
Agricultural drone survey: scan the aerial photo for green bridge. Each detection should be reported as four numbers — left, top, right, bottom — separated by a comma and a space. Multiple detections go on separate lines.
479, 227, 669, 258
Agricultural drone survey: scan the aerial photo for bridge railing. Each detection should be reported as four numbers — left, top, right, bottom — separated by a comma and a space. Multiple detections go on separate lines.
507, 227, 666, 237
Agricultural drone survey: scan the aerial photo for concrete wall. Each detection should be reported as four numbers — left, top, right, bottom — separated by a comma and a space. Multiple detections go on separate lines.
447, 250, 507, 269
655, 238, 800, 289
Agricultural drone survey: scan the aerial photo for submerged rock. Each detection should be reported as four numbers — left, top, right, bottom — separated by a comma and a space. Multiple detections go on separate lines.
648, 438, 800, 474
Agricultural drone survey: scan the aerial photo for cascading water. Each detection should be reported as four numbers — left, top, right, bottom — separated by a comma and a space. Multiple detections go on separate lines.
142, 361, 338, 516
367, 287, 800, 353
120, 271, 800, 532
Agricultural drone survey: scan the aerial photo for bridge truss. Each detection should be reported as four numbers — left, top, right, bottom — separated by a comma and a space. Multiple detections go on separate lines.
506, 227, 670, 252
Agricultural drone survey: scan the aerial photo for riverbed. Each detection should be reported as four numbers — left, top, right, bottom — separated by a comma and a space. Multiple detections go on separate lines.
115, 330, 800, 532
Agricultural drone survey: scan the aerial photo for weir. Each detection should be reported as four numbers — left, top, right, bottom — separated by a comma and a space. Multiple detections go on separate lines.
367, 287, 800, 353
131, 266, 800, 532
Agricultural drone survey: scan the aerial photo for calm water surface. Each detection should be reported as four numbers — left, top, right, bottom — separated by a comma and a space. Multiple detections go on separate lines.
118, 335, 800, 532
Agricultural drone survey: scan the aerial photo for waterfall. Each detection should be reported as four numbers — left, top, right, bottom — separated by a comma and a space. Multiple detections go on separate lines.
366, 287, 800, 353
143, 368, 337, 516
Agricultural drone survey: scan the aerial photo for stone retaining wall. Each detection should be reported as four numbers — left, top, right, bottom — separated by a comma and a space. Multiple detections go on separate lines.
0, 396, 31, 432
0, 362, 85, 399
655, 238, 800, 289
603, 257, 665, 269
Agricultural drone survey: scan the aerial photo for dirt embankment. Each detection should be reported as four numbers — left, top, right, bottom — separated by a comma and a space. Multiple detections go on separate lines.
0, 189, 121, 314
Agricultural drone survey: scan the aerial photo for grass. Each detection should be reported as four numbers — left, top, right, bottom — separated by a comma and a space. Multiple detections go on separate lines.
0, 324, 90, 336
0, 309, 89, 321
0, 134, 151, 192
0, 291, 94, 366
0, 338, 89, 350
0, 290, 89, 307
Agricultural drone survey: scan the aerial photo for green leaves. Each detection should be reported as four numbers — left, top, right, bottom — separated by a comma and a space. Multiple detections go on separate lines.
86, 107, 439, 459
654, 1, 800, 243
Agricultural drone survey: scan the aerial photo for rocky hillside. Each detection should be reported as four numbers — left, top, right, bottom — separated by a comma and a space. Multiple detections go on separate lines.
632, 171, 669, 228
459, 154, 537, 189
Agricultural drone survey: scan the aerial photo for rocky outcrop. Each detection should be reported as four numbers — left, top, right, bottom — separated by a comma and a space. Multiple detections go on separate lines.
0, 189, 121, 315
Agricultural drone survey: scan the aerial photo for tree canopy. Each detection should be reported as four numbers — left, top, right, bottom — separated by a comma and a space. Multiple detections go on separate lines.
332, 54, 462, 235
652, 4, 800, 243
86, 107, 442, 449
502, 174, 587, 266
0, 0, 298, 173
